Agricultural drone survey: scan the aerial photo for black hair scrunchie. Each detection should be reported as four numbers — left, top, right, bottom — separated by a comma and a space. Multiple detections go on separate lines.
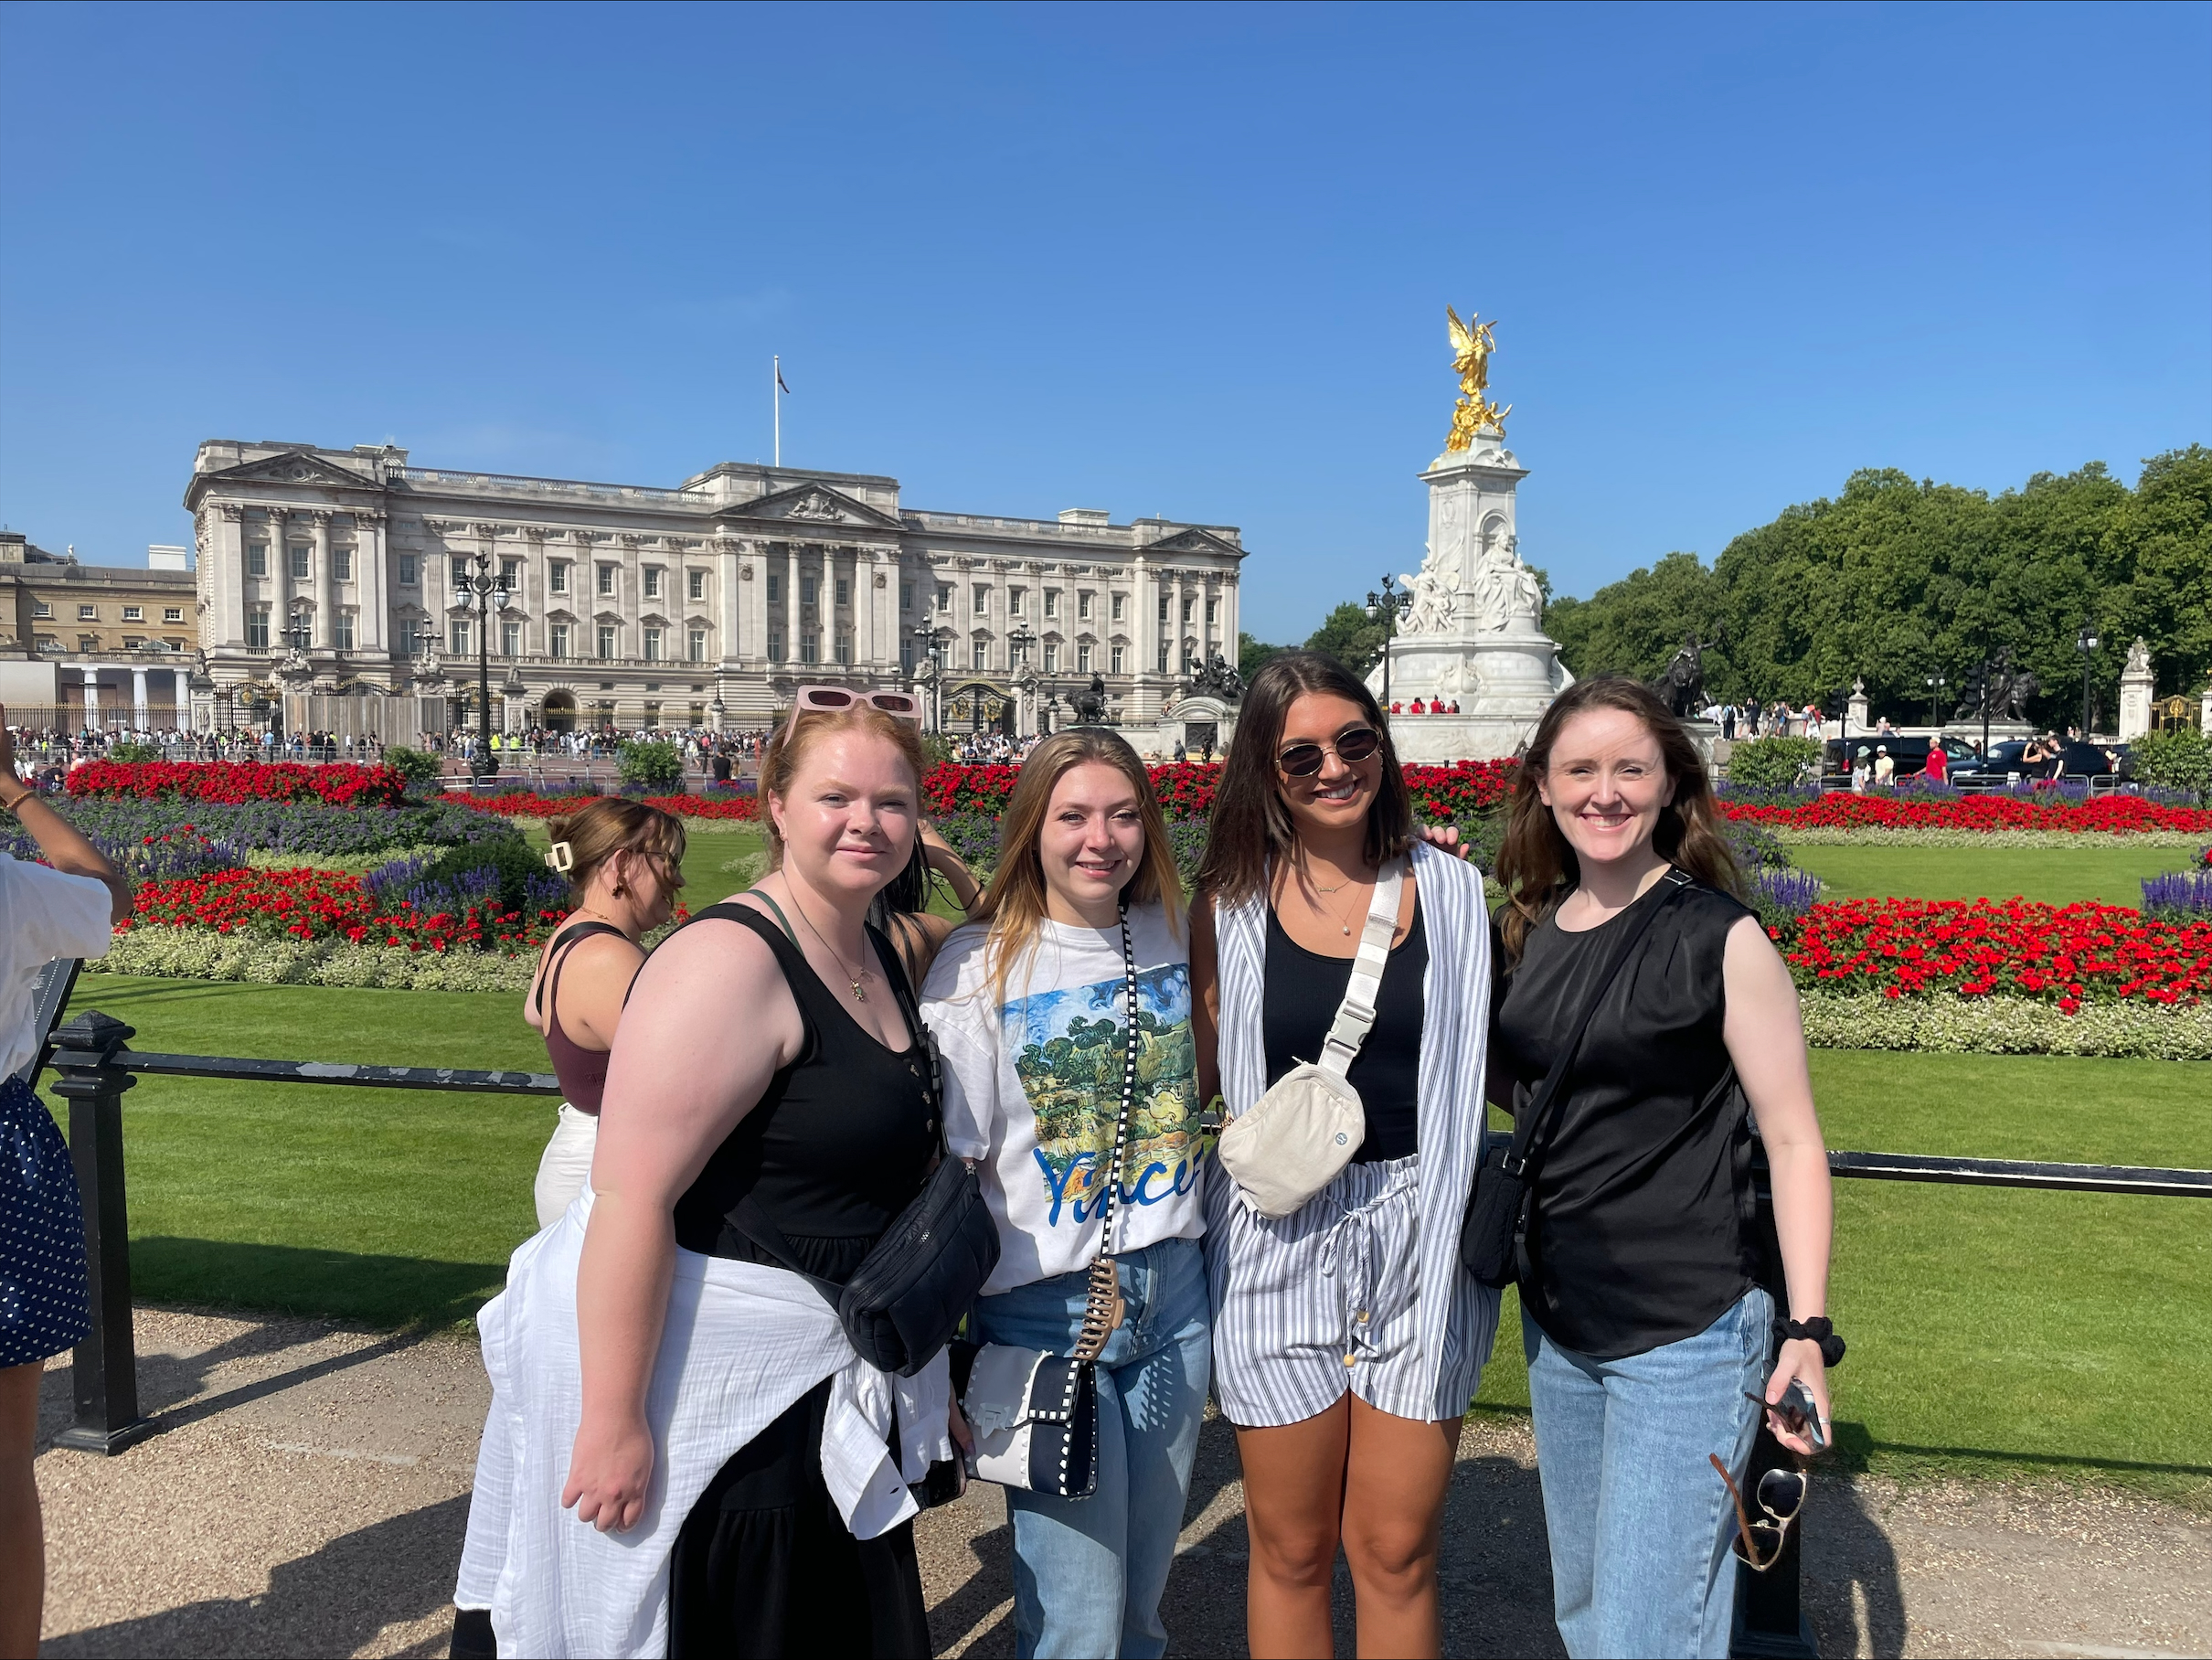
1775, 1314, 1846, 1368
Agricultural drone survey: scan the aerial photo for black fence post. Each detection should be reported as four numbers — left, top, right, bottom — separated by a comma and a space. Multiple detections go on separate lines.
48, 1010, 156, 1455
1736, 1144, 1818, 1659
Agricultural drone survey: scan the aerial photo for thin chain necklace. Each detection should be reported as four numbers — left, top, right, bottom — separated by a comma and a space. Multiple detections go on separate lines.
1291, 865, 1370, 936
785, 883, 872, 1003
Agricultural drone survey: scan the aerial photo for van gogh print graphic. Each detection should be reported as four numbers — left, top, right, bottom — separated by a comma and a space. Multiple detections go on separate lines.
1004, 963, 1203, 1229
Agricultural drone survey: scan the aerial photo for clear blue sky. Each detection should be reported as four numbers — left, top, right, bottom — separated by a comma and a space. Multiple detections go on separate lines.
2, 1, 2206, 645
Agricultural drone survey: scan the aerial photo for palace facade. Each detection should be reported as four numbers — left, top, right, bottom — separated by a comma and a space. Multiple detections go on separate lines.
181, 441, 1248, 734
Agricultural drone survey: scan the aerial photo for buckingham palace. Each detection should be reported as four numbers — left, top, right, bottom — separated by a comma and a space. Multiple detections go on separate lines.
180, 439, 1249, 736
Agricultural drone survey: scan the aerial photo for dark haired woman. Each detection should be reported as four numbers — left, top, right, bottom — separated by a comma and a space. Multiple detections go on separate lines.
525, 797, 687, 1228
1490, 674, 1834, 1659
1191, 651, 1498, 1659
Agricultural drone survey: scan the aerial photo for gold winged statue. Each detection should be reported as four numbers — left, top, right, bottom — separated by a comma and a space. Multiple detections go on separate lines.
1444, 304, 1510, 450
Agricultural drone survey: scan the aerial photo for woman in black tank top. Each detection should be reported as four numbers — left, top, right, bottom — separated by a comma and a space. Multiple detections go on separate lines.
539, 701, 953, 1660
1488, 676, 1837, 1660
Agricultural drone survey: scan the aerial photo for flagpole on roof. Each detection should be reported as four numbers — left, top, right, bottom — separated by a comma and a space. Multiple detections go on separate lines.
772, 355, 781, 469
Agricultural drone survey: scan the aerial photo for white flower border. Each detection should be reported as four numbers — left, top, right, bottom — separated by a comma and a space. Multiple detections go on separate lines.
1775, 828, 2207, 849
1799, 991, 2212, 1061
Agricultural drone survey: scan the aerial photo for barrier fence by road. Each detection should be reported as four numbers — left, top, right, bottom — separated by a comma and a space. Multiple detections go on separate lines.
24, 965, 2212, 1660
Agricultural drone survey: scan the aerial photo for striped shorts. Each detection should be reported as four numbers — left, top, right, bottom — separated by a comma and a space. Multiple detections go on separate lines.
1205, 1153, 1473, 1428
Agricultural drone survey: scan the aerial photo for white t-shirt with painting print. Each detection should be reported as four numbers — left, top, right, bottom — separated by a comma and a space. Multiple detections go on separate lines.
920, 899, 1207, 1296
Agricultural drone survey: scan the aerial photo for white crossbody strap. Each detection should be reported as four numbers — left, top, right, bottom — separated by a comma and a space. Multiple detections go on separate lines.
1316, 857, 1406, 1080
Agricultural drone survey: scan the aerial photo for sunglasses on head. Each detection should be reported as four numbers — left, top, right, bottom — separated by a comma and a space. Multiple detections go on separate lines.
783, 686, 923, 742
1710, 1454, 1808, 1572
1276, 726, 1382, 779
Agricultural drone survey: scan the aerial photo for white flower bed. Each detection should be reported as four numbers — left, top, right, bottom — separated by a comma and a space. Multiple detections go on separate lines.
1801, 991, 2212, 1061
92, 929, 537, 993
1777, 828, 2206, 849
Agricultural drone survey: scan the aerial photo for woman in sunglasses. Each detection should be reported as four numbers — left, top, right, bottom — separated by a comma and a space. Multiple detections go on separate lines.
1191, 652, 1500, 1659
1489, 675, 1834, 1659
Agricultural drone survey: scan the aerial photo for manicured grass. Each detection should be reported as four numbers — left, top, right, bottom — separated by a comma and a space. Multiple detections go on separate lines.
1787, 841, 2190, 906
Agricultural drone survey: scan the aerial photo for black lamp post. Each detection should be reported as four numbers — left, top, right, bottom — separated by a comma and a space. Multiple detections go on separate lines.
1007, 622, 1037, 738
1924, 671, 1946, 730
1366, 575, 1408, 708
2076, 622, 2099, 740
910, 622, 945, 731
453, 553, 510, 782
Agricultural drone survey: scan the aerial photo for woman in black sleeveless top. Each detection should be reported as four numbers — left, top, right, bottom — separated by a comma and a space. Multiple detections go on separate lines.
1489, 676, 1836, 1660
559, 698, 953, 1658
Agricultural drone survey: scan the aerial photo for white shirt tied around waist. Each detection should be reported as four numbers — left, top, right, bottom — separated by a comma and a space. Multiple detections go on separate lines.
454, 1186, 952, 1659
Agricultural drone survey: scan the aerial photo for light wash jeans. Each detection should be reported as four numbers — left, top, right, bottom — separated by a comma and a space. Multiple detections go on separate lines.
969, 1236, 1211, 1660
1525, 1287, 1771, 1660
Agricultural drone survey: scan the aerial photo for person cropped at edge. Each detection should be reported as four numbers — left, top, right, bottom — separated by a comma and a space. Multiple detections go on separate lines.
453, 697, 958, 1657
922, 729, 1211, 1659
1189, 652, 1498, 1660
525, 798, 686, 1229
1488, 675, 1836, 1660
0, 708, 133, 1660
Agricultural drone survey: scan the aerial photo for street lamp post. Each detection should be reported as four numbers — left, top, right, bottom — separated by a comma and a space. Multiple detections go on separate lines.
910, 623, 945, 731
2076, 622, 2100, 740
453, 553, 510, 782
1007, 622, 1036, 738
1924, 671, 1946, 730
1365, 574, 1408, 709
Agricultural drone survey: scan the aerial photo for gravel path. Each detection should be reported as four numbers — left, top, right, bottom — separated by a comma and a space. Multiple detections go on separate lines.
34, 1309, 2212, 1658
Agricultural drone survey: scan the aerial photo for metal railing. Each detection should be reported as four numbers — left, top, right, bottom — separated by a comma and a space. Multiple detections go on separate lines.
27, 975, 2212, 1658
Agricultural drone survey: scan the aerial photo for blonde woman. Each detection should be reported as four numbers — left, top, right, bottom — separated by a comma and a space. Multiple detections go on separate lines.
525, 798, 687, 1228
921, 729, 1211, 1659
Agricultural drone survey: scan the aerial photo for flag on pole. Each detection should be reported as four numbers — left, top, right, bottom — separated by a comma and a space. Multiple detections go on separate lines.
776, 365, 791, 394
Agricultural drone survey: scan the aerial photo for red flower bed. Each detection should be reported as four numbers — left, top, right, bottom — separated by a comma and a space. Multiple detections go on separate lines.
1777, 897, 2212, 1013
1724, 793, 2212, 835
66, 761, 407, 809
122, 866, 564, 955
450, 791, 760, 821
921, 759, 1520, 822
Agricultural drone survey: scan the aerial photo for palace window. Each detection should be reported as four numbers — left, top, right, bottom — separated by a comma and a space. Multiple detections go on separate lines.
1078, 643, 1092, 672
1010, 589, 1026, 617
77, 635, 96, 653
1156, 642, 1169, 673
597, 564, 616, 597
501, 558, 522, 591
835, 578, 849, 608
801, 634, 820, 665
164, 608, 184, 623
1043, 591, 1059, 620
122, 637, 143, 650
835, 633, 852, 665
937, 585, 952, 612
1078, 591, 1093, 620
1182, 597, 1194, 623
452, 556, 473, 588
1111, 592, 1125, 622
899, 639, 915, 672
689, 703, 706, 727
768, 630, 785, 663
548, 561, 568, 594
1182, 645, 1196, 674
1157, 592, 1169, 622
643, 627, 663, 662
598, 624, 617, 659
1111, 645, 1125, 675
1207, 597, 1218, 625
973, 586, 990, 615
32, 601, 50, 619
451, 619, 472, 655
398, 554, 417, 587
767, 573, 782, 603
122, 606, 143, 622
334, 547, 353, 580
1044, 643, 1059, 673
900, 582, 913, 612
550, 624, 569, 658
336, 612, 356, 651
803, 576, 817, 608
643, 567, 663, 600
688, 628, 707, 662
973, 639, 989, 671
502, 622, 521, 657
248, 542, 268, 578
79, 604, 97, 621
688, 569, 706, 601
292, 546, 312, 580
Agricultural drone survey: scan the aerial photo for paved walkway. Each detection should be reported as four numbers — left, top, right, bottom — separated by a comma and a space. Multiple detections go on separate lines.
34, 1309, 2212, 1658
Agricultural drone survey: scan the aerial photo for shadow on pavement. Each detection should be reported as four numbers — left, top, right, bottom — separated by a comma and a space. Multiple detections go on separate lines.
40, 1493, 471, 1660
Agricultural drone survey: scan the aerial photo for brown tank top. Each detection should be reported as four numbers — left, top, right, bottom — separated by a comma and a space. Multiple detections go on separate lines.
535, 920, 631, 1114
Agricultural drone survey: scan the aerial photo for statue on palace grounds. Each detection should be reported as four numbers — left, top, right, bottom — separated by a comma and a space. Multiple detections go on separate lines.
1186, 651, 1245, 702
1653, 632, 1717, 718
1953, 648, 2040, 722
1068, 673, 1110, 726
1444, 305, 1511, 452
1471, 532, 1545, 633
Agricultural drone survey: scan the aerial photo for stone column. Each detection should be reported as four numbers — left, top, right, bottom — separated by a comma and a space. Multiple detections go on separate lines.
171, 668, 190, 724
132, 666, 150, 729
81, 667, 100, 729
216, 505, 247, 653
265, 507, 289, 642
354, 511, 385, 669
2201, 674, 2212, 739
785, 543, 801, 665
309, 510, 334, 650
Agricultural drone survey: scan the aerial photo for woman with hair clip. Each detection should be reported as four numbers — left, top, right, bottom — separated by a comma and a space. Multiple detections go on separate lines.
525, 797, 687, 1228
1489, 674, 1835, 1659
453, 687, 965, 1658
1190, 651, 1498, 1660
921, 729, 1211, 1659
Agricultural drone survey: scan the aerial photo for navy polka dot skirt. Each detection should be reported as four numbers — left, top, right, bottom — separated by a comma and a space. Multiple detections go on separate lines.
0, 1071, 91, 1367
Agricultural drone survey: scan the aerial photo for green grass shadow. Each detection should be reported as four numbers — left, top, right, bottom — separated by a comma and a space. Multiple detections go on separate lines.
131, 1236, 508, 1333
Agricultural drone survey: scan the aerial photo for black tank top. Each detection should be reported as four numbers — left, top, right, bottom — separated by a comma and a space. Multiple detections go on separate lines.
1262, 895, 1428, 1164
671, 903, 937, 1285
1492, 878, 1760, 1359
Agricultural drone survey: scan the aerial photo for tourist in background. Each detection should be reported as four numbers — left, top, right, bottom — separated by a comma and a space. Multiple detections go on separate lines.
1489, 675, 1835, 1659
1923, 741, 1950, 786
923, 729, 1210, 1659
1191, 652, 1498, 1660
0, 708, 133, 1660
524, 798, 687, 1229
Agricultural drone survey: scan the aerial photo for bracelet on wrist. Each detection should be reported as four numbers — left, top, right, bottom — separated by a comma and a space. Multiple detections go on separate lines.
1774, 1315, 1845, 1367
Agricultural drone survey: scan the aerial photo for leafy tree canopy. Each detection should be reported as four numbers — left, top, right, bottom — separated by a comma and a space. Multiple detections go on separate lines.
1304, 602, 1388, 676
1239, 632, 1284, 683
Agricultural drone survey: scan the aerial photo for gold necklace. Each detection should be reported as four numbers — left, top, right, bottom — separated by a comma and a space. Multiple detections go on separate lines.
787, 885, 871, 1003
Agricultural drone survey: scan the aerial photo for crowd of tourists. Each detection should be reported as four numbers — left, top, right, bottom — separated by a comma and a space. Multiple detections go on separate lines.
1, 661, 1841, 1660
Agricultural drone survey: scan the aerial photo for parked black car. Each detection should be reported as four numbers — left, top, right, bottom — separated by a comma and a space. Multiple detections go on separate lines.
1821, 734, 1977, 781
1948, 739, 2129, 788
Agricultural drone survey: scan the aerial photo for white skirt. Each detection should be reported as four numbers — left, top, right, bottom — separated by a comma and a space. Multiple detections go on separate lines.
1204, 1153, 1484, 1428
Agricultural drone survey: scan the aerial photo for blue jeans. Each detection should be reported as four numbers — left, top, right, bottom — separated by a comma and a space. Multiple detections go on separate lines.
969, 1236, 1212, 1660
1524, 1287, 1771, 1660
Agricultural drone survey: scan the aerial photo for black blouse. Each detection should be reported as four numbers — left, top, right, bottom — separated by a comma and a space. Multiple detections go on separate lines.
1491, 878, 1760, 1360
1262, 896, 1428, 1164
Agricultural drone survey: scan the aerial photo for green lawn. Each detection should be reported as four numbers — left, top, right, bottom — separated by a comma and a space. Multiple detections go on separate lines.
1787, 841, 2188, 906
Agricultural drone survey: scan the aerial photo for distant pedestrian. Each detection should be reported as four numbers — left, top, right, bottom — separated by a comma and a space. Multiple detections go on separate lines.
1923, 743, 1950, 785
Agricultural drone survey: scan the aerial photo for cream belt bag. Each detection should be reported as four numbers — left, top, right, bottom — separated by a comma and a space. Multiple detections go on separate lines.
1218, 859, 1406, 1218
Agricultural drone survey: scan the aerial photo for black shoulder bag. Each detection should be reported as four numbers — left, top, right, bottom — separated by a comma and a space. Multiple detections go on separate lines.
1460, 869, 1691, 1290
707, 899, 1002, 1378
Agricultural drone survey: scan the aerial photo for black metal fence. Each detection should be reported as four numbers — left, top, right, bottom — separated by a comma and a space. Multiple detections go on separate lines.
26, 972, 2212, 1660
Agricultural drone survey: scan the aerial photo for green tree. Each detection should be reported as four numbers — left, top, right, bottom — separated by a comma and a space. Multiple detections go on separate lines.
1303, 602, 1388, 675
1239, 632, 1284, 683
